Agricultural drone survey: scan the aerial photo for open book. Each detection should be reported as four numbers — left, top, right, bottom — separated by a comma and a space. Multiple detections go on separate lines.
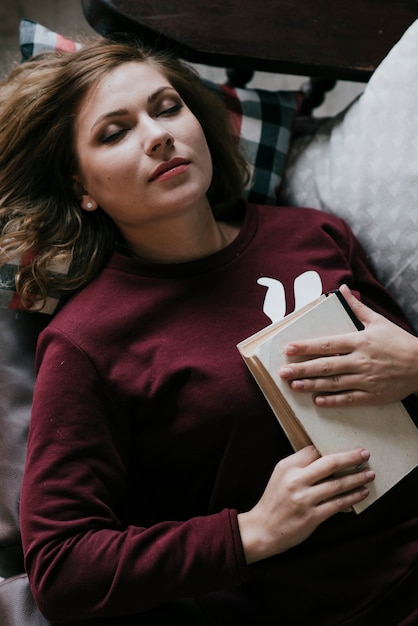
237, 290, 418, 513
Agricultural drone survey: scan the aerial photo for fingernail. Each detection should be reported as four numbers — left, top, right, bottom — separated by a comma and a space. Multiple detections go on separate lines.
365, 470, 375, 481
285, 344, 298, 355
292, 380, 305, 390
360, 449, 370, 460
280, 367, 293, 378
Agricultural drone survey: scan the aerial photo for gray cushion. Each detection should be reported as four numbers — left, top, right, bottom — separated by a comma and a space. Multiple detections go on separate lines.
0, 310, 48, 578
0, 574, 51, 626
279, 19, 418, 333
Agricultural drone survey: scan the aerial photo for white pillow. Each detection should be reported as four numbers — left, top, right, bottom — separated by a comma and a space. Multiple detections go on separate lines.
279, 19, 418, 333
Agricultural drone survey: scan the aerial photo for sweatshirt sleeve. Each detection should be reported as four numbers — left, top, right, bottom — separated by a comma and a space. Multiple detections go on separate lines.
20, 328, 249, 623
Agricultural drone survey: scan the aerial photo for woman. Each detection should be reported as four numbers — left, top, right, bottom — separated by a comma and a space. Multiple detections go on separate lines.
1, 38, 417, 625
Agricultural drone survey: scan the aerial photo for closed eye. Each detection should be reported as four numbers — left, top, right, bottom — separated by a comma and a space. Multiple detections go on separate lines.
101, 128, 128, 144
157, 103, 183, 117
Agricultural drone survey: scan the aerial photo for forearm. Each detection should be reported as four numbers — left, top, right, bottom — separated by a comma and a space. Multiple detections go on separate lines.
23, 334, 249, 622
22, 507, 246, 622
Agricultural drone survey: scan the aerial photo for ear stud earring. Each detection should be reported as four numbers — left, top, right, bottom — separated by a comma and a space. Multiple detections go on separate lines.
87, 202, 93, 209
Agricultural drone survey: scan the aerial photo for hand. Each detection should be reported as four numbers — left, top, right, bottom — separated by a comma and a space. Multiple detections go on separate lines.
279, 284, 418, 407
237, 445, 374, 564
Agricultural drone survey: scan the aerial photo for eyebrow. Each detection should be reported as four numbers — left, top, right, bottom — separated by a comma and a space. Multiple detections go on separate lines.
90, 86, 177, 132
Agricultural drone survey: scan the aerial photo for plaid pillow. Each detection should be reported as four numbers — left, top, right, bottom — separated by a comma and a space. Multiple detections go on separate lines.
205, 81, 298, 204
19, 18, 81, 59
0, 19, 299, 313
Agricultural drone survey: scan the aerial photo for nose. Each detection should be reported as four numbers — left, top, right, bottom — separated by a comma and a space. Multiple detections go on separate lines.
144, 119, 174, 155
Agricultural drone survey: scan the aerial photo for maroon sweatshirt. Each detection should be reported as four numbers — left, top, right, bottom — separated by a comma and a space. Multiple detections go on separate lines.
21, 203, 418, 625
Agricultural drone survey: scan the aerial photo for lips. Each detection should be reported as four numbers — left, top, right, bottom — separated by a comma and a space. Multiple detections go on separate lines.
148, 158, 191, 182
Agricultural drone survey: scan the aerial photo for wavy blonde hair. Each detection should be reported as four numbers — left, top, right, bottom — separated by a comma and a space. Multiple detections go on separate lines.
0, 38, 249, 309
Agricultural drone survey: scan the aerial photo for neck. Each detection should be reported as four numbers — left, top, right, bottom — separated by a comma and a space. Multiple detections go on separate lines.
123, 207, 239, 264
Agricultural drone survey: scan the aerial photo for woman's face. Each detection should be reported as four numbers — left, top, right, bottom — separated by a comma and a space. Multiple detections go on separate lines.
73, 61, 213, 237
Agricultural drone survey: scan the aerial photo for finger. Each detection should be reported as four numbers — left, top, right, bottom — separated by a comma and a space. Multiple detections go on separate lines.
283, 332, 358, 359
312, 465, 375, 505
290, 375, 370, 398
280, 356, 349, 383
314, 390, 373, 408
303, 448, 371, 485
288, 373, 365, 394
283, 444, 321, 467
316, 485, 371, 519
339, 284, 375, 328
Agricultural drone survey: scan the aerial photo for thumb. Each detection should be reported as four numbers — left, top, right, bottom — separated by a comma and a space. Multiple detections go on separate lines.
339, 284, 375, 328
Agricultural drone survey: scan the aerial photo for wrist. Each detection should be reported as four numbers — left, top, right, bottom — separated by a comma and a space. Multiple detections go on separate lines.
237, 510, 274, 564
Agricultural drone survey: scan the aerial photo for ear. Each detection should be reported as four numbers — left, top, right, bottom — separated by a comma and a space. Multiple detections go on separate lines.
72, 175, 98, 212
